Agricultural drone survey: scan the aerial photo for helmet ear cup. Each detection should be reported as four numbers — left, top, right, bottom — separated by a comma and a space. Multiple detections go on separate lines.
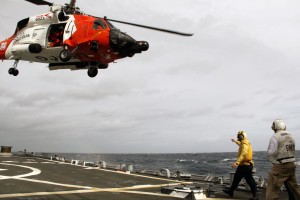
271, 122, 275, 131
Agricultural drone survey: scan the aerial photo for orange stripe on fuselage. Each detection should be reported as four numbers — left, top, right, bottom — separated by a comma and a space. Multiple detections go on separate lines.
0, 37, 14, 59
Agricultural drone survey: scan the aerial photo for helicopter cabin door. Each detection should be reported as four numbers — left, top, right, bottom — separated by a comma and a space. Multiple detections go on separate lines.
47, 23, 66, 48
32, 28, 46, 46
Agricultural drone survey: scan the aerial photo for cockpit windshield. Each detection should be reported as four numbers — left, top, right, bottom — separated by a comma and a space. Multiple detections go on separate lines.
15, 17, 29, 34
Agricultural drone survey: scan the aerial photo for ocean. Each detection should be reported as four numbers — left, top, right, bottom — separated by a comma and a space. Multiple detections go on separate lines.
44, 151, 300, 181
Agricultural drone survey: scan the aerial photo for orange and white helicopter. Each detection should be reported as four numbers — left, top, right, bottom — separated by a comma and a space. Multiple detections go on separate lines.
0, 0, 193, 78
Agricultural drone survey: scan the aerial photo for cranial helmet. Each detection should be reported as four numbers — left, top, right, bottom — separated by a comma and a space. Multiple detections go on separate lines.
271, 119, 286, 132
237, 131, 247, 141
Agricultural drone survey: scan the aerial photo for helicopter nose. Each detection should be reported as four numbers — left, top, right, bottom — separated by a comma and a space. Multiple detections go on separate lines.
109, 29, 149, 57
110, 29, 136, 51
136, 41, 149, 51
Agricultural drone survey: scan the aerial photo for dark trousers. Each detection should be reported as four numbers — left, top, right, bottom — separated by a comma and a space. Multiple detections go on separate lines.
230, 165, 257, 196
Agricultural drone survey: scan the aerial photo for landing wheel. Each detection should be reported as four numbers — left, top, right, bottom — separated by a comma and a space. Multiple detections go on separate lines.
59, 49, 71, 62
87, 67, 98, 78
8, 68, 19, 76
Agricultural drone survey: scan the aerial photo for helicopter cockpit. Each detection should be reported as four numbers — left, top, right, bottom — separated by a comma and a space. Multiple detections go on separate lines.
93, 19, 107, 30
14, 18, 30, 34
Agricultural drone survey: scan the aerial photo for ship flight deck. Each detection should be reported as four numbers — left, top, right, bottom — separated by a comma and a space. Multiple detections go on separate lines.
0, 155, 290, 200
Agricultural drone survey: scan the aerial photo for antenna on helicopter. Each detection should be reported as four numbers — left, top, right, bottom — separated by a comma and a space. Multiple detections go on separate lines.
64, 0, 80, 14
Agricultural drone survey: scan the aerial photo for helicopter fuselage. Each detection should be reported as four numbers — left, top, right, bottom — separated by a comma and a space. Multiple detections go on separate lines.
0, 5, 149, 77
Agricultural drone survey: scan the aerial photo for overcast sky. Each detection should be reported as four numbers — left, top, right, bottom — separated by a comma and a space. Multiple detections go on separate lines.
0, 0, 300, 153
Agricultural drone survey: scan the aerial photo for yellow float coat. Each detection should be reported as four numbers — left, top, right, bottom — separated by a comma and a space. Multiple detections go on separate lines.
235, 139, 254, 166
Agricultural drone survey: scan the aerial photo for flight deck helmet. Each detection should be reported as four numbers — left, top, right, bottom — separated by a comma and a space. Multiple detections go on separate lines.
271, 119, 286, 132
237, 131, 247, 141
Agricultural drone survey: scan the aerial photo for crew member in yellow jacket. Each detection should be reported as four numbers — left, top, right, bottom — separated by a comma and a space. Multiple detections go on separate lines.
223, 131, 258, 200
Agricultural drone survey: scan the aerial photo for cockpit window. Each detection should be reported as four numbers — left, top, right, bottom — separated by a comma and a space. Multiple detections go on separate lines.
93, 19, 107, 30
15, 17, 29, 34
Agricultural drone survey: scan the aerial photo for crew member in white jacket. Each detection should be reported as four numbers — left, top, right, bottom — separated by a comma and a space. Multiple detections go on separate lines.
266, 119, 300, 200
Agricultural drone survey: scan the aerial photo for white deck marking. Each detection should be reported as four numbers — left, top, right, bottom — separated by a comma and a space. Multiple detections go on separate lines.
40, 162, 55, 164
58, 162, 70, 164
26, 159, 36, 162
84, 167, 98, 169
15, 177, 92, 189
0, 162, 91, 189
0, 163, 41, 180
118, 190, 174, 197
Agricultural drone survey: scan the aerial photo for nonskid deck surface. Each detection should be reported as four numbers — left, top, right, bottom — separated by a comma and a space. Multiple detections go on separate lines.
0, 156, 290, 200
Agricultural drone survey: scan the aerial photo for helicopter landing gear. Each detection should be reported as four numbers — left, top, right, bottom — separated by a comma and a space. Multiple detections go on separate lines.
8, 60, 19, 76
87, 66, 98, 78
59, 48, 72, 62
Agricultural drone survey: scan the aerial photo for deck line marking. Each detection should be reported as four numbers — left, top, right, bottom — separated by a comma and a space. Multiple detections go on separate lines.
118, 190, 177, 197
0, 189, 95, 199
0, 163, 41, 179
0, 175, 10, 180
15, 177, 92, 189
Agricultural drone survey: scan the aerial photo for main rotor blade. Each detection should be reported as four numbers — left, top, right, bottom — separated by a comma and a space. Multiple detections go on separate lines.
107, 18, 193, 37
25, 0, 53, 6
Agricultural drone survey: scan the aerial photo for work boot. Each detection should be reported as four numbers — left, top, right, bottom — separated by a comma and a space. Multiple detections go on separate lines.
223, 189, 233, 197
249, 196, 259, 200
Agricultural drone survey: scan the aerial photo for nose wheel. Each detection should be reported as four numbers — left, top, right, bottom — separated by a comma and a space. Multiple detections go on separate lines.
87, 66, 98, 78
8, 60, 19, 76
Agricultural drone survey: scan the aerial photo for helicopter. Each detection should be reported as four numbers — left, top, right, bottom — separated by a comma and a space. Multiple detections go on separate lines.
0, 0, 193, 78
